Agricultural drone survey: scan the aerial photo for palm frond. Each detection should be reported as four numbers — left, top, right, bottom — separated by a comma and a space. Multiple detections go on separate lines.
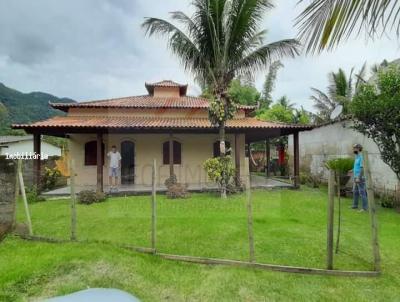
296, 0, 400, 53
142, 17, 212, 83
233, 39, 300, 77
224, 0, 274, 62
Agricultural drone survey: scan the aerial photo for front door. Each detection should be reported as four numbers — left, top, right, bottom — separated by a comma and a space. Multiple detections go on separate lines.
121, 141, 135, 185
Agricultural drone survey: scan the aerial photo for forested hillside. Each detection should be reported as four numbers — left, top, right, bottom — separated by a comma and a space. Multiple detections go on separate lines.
0, 83, 75, 134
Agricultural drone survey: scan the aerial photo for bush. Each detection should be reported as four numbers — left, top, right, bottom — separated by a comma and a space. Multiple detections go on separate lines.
381, 193, 395, 208
77, 190, 106, 205
203, 156, 235, 190
41, 167, 61, 191
299, 172, 320, 188
380, 188, 400, 209
25, 187, 45, 203
325, 158, 354, 175
226, 178, 245, 194
164, 174, 190, 199
166, 183, 190, 199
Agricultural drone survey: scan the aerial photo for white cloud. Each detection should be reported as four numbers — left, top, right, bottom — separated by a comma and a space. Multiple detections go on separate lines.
0, 0, 399, 112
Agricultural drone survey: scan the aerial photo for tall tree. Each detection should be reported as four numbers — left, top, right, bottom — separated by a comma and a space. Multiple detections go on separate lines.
296, 0, 400, 53
142, 0, 299, 197
351, 66, 400, 181
228, 79, 260, 106
261, 61, 283, 108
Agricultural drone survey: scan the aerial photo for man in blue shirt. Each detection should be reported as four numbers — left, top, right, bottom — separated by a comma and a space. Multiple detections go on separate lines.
352, 144, 368, 212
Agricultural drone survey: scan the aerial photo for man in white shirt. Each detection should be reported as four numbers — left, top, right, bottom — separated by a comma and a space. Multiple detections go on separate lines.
107, 145, 121, 192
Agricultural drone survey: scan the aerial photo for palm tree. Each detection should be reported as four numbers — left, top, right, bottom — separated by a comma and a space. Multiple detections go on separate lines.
142, 0, 299, 197
310, 88, 337, 123
296, 0, 400, 53
310, 68, 352, 122
276, 96, 295, 110
311, 64, 370, 123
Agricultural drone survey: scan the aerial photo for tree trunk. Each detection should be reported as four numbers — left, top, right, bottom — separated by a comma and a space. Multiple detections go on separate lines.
219, 121, 227, 199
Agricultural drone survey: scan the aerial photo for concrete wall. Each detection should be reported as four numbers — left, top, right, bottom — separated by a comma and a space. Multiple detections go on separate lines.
0, 158, 16, 239
0, 140, 61, 157
69, 133, 246, 187
288, 120, 398, 191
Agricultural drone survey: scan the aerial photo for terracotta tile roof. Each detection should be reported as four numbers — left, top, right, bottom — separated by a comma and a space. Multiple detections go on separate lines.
145, 80, 188, 96
13, 116, 313, 131
50, 95, 255, 111
146, 80, 186, 88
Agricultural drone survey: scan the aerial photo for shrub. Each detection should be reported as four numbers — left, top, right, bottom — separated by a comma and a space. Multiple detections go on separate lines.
325, 158, 354, 175
381, 193, 395, 208
41, 167, 61, 191
25, 187, 45, 203
226, 178, 245, 194
299, 172, 320, 188
166, 183, 190, 199
164, 174, 190, 199
203, 156, 235, 190
164, 174, 178, 188
380, 188, 400, 209
77, 190, 106, 205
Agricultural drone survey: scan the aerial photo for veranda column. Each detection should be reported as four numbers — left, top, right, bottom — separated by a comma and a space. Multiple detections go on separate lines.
96, 133, 103, 193
33, 133, 41, 191
235, 133, 241, 185
293, 131, 300, 188
265, 138, 270, 177
169, 133, 174, 177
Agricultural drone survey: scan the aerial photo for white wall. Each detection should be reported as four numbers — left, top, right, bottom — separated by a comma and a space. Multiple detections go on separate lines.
0, 140, 61, 158
68, 133, 246, 187
288, 120, 398, 191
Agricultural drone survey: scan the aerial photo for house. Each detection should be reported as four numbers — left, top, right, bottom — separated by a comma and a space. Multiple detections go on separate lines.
13, 80, 312, 192
0, 135, 61, 158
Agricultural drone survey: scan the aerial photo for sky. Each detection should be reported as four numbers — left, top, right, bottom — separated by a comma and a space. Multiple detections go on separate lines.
0, 0, 399, 112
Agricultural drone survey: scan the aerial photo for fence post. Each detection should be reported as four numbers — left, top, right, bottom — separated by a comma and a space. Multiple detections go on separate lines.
362, 151, 381, 272
326, 169, 335, 270
245, 157, 255, 262
69, 158, 77, 241
18, 159, 33, 236
13, 160, 20, 228
151, 158, 157, 253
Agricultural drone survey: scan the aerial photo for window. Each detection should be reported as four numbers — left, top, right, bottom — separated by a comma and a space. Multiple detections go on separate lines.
163, 140, 181, 164
213, 141, 231, 157
84, 141, 105, 166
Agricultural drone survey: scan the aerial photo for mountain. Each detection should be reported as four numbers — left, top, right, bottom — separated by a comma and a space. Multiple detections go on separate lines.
0, 83, 75, 126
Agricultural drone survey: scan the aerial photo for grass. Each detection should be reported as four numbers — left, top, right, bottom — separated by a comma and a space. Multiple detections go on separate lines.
1, 187, 399, 301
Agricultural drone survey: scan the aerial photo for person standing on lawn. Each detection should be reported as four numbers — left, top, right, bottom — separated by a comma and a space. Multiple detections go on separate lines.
107, 145, 121, 193
352, 144, 368, 212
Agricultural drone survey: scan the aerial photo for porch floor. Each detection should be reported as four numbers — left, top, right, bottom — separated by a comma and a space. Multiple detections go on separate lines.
42, 174, 293, 197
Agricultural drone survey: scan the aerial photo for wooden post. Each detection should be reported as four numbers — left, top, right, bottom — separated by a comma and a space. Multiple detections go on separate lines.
18, 159, 33, 236
235, 133, 241, 186
245, 157, 255, 262
265, 139, 270, 177
326, 169, 335, 270
69, 158, 77, 241
293, 131, 300, 188
13, 160, 20, 228
169, 133, 174, 177
151, 159, 157, 253
363, 151, 381, 272
33, 133, 41, 191
96, 133, 103, 193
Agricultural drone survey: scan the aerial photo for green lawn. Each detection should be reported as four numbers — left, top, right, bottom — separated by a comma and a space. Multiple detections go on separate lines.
1, 188, 399, 301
